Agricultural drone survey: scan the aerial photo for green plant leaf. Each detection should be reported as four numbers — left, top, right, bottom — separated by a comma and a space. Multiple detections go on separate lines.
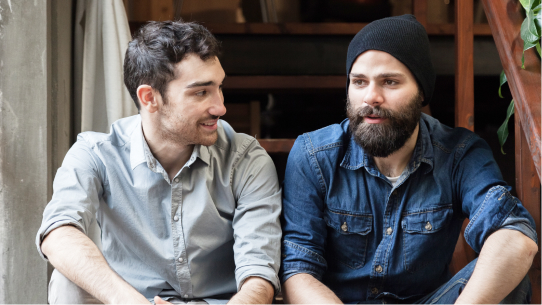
521, 10, 540, 43
520, 0, 534, 12
498, 70, 508, 98
536, 41, 541, 56
533, 8, 541, 36
533, 0, 542, 11
497, 100, 515, 154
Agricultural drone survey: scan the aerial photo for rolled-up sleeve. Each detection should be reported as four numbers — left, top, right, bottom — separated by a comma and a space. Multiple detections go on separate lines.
454, 135, 537, 253
231, 139, 282, 294
35, 138, 104, 260
280, 135, 328, 283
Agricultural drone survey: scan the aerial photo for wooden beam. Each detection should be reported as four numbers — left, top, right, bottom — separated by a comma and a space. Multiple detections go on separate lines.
482, 0, 541, 179
412, 0, 428, 28
129, 22, 492, 36
223, 75, 346, 90
515, 111, 541, 305
455, 0, 475, 131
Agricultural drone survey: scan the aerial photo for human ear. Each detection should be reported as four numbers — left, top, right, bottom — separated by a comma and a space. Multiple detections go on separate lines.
137, 85, 159, 113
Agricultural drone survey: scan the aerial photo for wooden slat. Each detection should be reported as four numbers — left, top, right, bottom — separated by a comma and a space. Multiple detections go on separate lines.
481, 0, 541, 179
412, 0, 428, 28
455, 0, 475, 131
426, 23, 492, 35
129, 21, 492, 36
515, 111, 541, 305
258, 139, 295, 153
223, 75, 346, 90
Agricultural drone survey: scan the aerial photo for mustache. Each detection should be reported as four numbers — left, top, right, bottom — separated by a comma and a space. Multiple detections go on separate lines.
350, 105, 394, 121
198, 115, 220, 122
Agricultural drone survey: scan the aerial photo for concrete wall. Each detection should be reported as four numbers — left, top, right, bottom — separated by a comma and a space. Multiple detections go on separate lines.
0, 0, 72, 302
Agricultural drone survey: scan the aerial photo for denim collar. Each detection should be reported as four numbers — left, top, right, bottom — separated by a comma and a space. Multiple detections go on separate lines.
340, 115, 434, 175
129, 117, 210, 171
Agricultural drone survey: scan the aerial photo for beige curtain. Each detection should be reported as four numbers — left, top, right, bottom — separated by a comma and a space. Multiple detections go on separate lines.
73, 0, 136, 248
74, 0, 137, 136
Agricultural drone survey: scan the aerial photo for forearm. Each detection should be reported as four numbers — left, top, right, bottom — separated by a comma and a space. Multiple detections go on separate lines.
456, 229, 537, 304
283, 273, 342, 304
228, 277, 274, 304
41, 225, 149, 304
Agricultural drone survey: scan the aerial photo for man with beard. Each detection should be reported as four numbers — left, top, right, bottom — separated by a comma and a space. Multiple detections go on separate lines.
36, 21, 281, 304
280, 15, 537, 304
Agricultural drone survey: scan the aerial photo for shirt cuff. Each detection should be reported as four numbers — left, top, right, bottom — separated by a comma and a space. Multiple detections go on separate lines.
35, 219, 85, 261
280, 240, 327, 283
235, 265, 281, 296
500, 211, 538, 245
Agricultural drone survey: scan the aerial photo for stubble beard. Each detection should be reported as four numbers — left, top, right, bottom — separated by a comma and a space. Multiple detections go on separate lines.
159, 104, 219, 147
346, 92, 423, 158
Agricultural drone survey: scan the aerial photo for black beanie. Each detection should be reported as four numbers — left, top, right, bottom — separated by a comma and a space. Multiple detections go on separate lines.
346, 14, 435, 106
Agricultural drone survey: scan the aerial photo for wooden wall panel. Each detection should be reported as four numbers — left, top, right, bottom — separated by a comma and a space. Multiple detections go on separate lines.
454, 0, 475, 131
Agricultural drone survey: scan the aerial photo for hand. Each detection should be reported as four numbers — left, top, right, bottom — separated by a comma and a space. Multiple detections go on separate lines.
154, 296, 173, 304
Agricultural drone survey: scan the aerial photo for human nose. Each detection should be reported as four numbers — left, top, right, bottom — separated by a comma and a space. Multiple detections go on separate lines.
209, 89, 226, 117
363, 83, 384, 107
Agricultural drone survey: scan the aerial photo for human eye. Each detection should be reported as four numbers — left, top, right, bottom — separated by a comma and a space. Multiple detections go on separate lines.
352, 79, 366, 86
385, 79, 398, 86
195, 90, 207, 97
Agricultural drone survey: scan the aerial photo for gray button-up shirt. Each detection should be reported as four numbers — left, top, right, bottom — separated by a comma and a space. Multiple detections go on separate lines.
36, 115, 282, 301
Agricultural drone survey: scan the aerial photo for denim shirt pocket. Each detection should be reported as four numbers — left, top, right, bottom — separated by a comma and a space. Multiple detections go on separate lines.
324, 209, 373, 269
401, 206, 453, 273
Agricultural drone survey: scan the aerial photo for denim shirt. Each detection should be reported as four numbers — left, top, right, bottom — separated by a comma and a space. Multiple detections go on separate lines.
281, 114, 536, 303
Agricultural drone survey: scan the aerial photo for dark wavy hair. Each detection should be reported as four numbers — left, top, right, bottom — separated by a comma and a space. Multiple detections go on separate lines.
124, 20, 221, 110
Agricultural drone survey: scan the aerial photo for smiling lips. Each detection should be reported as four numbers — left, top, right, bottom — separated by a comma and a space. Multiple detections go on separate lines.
200, 120, 218, 130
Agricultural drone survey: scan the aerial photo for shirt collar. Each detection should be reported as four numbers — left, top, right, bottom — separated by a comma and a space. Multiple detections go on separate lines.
130, 117, 147, 170
130, 119, 212, 171
193, 144, 211, 166
340, 116, 434, 174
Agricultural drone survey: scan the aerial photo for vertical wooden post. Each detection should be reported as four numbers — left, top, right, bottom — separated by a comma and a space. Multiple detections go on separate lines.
515, 111, 541, 305
412, 0, 428, 28
455, 0, 474, 131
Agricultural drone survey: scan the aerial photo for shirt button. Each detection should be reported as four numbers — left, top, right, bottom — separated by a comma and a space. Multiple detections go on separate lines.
173, 216, 179, 222
174, 177, 180, 183
178, 257, 184, 263
341, 222, 348, 232
375, 265, 383, 273
371, 287, 379, 294
386, 227, 393, 235
425, 222, 432, 231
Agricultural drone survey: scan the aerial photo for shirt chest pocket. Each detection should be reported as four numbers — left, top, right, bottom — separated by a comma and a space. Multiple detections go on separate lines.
324, 209, 373, 269
401, 207, 454, 274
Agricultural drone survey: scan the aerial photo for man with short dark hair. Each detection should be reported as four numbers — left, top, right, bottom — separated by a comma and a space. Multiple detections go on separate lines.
281, 15, 537, 304
37, 21, 281, 304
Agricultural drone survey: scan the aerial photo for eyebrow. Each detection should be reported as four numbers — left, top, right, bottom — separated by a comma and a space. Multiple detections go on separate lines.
185, 75, 227, 89
186, 81, 215, 89
349, 72, 406, 79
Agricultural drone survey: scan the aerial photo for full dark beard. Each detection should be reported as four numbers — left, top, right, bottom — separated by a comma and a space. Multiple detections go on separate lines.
346, 92, 423, 158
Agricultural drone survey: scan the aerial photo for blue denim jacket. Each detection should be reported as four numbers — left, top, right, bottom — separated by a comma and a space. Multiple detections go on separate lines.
281, 114, 537, 303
